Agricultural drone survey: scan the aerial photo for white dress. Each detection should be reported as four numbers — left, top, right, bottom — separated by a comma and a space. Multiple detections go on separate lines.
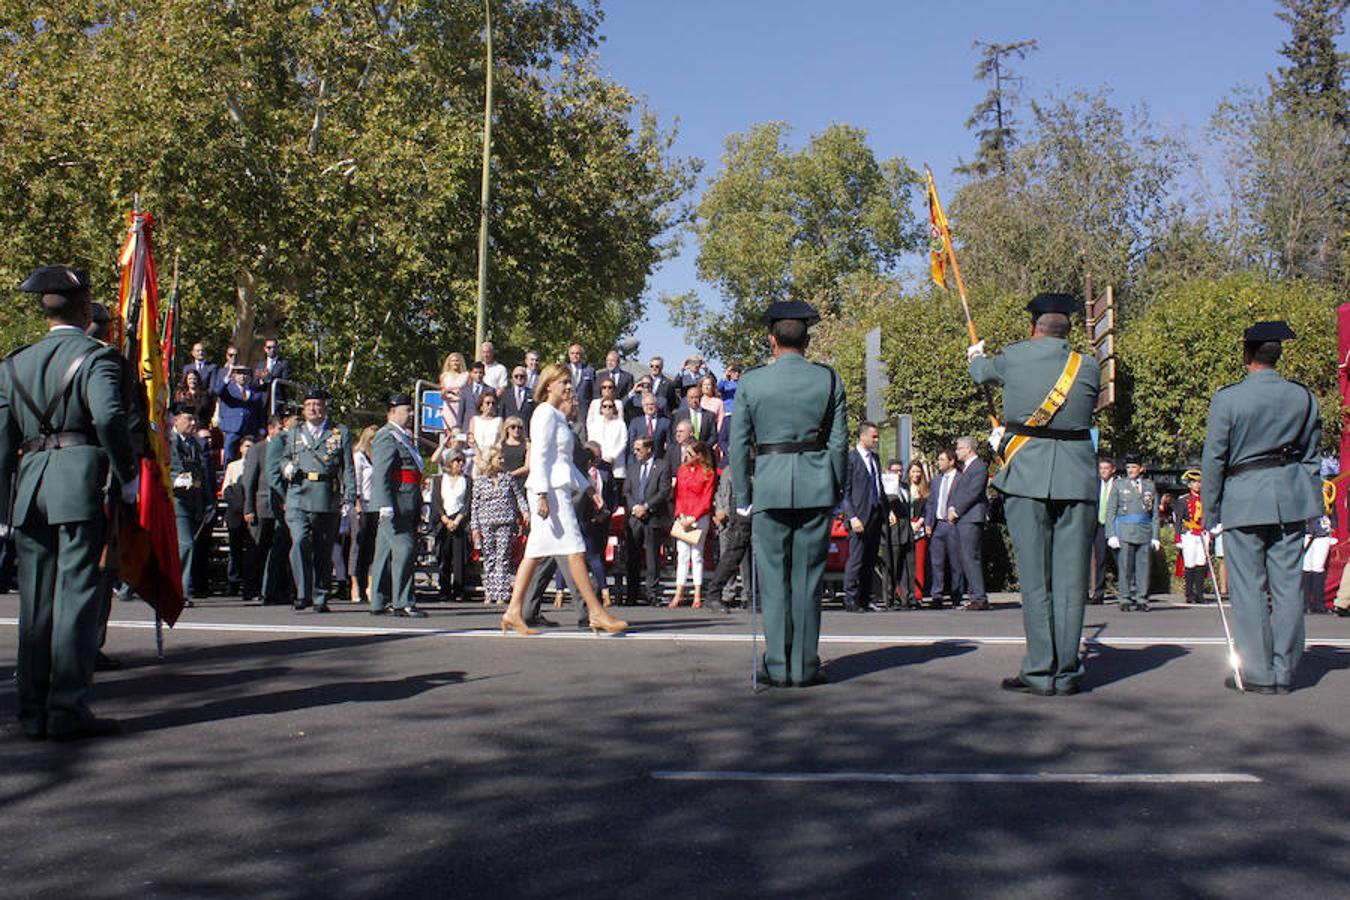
524, 403, 589, 558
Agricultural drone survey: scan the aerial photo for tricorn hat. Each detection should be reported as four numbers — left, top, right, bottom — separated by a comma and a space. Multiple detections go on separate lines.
1243, 321, 1296, 343
1124, 452, 1144, 466
1026, 292, 1080, 318
387, 391, 413, 408
762, 299, 821, 326
19, 265, 89, 295
303, 386, 329, 401
170, 401, 196, 417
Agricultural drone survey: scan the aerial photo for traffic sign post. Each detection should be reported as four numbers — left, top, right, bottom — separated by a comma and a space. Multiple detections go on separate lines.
1085, 277, 1116, 411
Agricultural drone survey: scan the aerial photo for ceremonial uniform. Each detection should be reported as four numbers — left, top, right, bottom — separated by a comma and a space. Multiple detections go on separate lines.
1173, 478, 1207, 605
0, 267, 136, 739
369, 399, 425, 616
168, 423, 213, 600
970, 293, 1099, 696
1107, 466, 1159, 611
274, 395, 355, 611
730, 300, 847, 686
1201, 321, 1321, 692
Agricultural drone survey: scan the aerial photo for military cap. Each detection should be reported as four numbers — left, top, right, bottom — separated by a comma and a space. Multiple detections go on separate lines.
1243, 321, 1297, 343
387, 391, 413, 408
19, 265, 89, 295
1182, 468, 1201, 483
277, 403, 299, 418
303, 386, 329, 401
170, 401, 196, 417
1124, 452, 1143, 465
1026, 292, 1080, 318
762, 300, 821, 326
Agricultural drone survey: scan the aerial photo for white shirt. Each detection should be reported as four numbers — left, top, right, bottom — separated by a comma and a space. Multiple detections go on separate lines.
354, 450, 374, 502
440, 473, 467, 517
470, 415, 502, 453
482, 362, 509, 391
936, 469, 956, 519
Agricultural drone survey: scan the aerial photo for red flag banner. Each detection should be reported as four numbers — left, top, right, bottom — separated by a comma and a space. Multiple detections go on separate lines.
115, 211, 185, 626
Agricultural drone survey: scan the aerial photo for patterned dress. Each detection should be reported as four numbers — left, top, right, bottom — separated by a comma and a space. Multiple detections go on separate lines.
471, 471, 529, 603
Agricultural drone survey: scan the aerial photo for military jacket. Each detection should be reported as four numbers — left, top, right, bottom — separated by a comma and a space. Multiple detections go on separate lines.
969, 337, 1099, 501
1106, 476, 1159, 543
274, 419, 356, 513
0, 328, 136, 527
369, 422, 424, 518
729, 352, 847, 512
168, 431, 212, 519
1201, 368, 1321, 528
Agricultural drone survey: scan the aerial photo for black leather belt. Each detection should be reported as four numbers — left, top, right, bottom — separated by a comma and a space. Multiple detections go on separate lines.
1003, 423, 1092, 441
757, 441, 825, 455
1228, 453, 1299, 477
20, 431, 90, 454
304, 471, 334, 482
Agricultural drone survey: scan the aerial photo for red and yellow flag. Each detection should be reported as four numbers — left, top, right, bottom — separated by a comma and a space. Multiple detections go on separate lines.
925, 165, 953, 290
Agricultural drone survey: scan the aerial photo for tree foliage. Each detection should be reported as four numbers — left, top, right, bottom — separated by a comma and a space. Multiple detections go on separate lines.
1271, 0, 1350, 128
665, 122, 924, 365
0, 0, 696, 405
956, 38, 1039, 178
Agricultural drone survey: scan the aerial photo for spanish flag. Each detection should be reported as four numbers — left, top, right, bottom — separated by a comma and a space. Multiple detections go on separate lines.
925, 165, 952, 290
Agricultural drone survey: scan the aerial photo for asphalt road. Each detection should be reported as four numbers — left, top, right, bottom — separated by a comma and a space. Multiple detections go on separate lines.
2, 593, 1348, 899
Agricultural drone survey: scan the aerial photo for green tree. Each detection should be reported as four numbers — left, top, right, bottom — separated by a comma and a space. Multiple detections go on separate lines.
956, 38, 1039, 178
666, 122, 924, 365
1271, 0, 1350, 128
0, 0, 696, 406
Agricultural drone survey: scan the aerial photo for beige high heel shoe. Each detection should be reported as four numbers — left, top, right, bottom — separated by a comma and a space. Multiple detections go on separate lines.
588, 610, 628, 635
500, 612, 539, 636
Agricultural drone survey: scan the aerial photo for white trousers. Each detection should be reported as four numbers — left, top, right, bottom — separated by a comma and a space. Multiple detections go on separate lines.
674, 515, 710, 587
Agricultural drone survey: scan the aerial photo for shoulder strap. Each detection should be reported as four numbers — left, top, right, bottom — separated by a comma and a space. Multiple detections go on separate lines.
3, 347, 94, 435
1002, 351, 1083, 465
812, 363, 838, 445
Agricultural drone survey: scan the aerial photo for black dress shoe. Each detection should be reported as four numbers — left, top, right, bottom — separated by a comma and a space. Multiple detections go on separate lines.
1119, 602, 1135, 612
1055, 683, 1082, 696
1135, 603, 1150, 612
526, 615, 558, 627
797, 670, 831, 687
394, 607, 428, 618
369, 608, 389, 616
1335, 606, 1350, 618
95, 651, 122, 671
1224, 675, 1277, 695
48, 716, 121, 742
842, 601, 865, 613
293, 600, 311, 611
757, 669, 790, 688
313, 604, 330, 613
1001, 676, 1055, 696
962, 600, 990, 611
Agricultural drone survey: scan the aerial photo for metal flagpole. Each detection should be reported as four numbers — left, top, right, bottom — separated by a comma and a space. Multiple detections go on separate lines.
1202, 533, 1243, 691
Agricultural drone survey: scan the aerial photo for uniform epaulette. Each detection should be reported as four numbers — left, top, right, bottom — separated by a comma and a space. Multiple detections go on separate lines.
4, 344, 30, 360
1213, 381, 1240, 394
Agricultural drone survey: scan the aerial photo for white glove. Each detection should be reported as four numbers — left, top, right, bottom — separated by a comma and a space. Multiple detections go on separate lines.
0, 523, 10, 540
341, 502, 351, 518
173, 472, 193, 489
283, 462, 297, 480
120, 476, 140, 505
378, 506, 394, 520
1210, 524, 1223, 536
1107, 536, 1120, 550
966, 340, 986, 360
987, 426, 1005, 453
735, 505, 753, 517
1151, 539, 1161, 551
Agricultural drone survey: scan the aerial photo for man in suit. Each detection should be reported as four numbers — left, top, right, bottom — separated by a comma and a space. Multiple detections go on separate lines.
924, 448, 963, 608
214, 366, 264, 463
647, 356, 680, 413
730, 300, 847, 687
705, 457, 752, 613
673, 384, 716, 446
243, 414, 285, 604
600, 349, 634, 400
369, 392, 426, 617
215, 345, 241, 393
627, 394, 671, 464
878, 458, 916, 609
949, 435, 991, 611
273, 386, 356, 612
1202, 320, 1321, 694
842, 421, 886, 613
623, 376, 668, 422
970, 292, 1100, 696
1106, 453, 1160, 612
623, 436, 672, 606
567, 343, 597, 411
0, 266, 137, 741
451, 362, 497, 431
579, 440, 619, 607
168, 403, 213, 603
252, 337, 292, 403
499, 365, 536, 429
1089, 456, 1118, 604
523, 350, 541, 393
183, 341, 218, 394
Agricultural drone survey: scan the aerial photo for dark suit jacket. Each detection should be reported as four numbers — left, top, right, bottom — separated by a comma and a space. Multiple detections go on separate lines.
885, 486, 913, 543
673, 405, 717, 444
950, 456, 990, 524
627, 414, 671, 464
842, 447, 884, 524
568, 363, 597, 410
623, 455, 673, 526
214, 380, 264, 436
455, 383, 497, 431
647, 373, 681, 413
599, 367, 634, 399
498, 385, 536, 431
623, 391, 668, 422
241, 437, 274, 520
252, 355, 292, 391
924, 470, 959, 532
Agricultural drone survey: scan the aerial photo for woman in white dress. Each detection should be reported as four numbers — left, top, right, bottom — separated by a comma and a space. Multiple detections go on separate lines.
502, 364, 628, 636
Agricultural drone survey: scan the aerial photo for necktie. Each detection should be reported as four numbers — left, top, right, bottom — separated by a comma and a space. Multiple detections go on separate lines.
647, 416, 653, 436
1099, 480, 1110, 525
939, 472, 951, 518
639, 461, 650, 497
517, 388, 524, 408
868, 453, 880, 501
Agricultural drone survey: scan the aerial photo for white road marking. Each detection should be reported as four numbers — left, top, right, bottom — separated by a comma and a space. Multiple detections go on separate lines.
2, 617, 1348, 647
649, 770, 1264, 785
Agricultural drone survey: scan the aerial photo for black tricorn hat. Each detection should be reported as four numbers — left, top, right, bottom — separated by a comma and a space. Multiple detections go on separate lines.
170, 401, 196, 417
19, 265, 89, 295
763, 299, 821, 326
1026, 292, 1080, 318
1124, 452, 1144, 466
303, 386, 329, 401
387, 391, 413, 408
1243, 320, 1297, 343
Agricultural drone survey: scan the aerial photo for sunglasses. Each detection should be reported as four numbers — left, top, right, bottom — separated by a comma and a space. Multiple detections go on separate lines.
601, 403, 616, 409
513, 374, 526, 379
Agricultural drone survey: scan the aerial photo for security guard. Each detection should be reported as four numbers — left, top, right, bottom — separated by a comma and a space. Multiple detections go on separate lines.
1201, 321, 1321, 694
274, 386, 355, 612
369, 392, 426, 617
969, 292, 1100, 696
1106, 453, 1160, 612
0, 266, 136, 740
168, 402, 213, 604
729, 300, 847, 687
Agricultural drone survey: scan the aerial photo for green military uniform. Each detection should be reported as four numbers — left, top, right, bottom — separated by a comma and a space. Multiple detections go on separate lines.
0, 267, 136, 738
168, 423, 212, 600
730, 301, 847, 687
1106, 467, 1159, 611
369, 410, 424, 615
970, 293, 1099, 696
273, 408, 355, 611
1201, 321, 1321, 692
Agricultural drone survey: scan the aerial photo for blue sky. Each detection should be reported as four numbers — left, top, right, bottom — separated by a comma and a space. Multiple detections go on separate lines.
592, 0, 1322, 369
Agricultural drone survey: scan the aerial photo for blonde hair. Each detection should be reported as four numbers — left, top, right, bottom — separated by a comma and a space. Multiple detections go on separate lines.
475, 446, 503, 477
354, 424, 379, 457
441, 351, 466, 376
499, 415, 525, 441
534, 362, 571, 404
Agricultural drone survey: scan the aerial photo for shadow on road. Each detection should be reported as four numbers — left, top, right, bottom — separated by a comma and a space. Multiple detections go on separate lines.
1079, 643, 1189, 692
1293, 645, 1350, 690
825, 640, 978, 683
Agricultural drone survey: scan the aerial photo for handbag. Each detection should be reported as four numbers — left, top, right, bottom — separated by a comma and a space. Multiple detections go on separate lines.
670, 516, 703, 546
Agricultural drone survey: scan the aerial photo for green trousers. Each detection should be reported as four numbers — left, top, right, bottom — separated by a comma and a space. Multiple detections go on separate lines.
1004, 496, 1093, 692
175, 512, 196, 598
371, 512, 417, 611
752, 507, 831, 684
286, 509, 339, 606
1224, 524, 1305, 688
15, 504, 105, 727
1116, 540, 1151, 604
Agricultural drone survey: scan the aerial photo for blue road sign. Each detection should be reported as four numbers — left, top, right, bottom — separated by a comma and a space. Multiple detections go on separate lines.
421, 390, 446, 432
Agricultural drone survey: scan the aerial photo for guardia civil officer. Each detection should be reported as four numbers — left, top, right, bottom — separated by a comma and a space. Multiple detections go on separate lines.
168, 402, 213, 604
729, 300, 847, 687
1106, 453, 1160, 612
1201, 321, 1321, 694
369, 392, 426, 617
0, 266, 137, 740
274, 386, 355, 613
969, 292, 1100, 696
